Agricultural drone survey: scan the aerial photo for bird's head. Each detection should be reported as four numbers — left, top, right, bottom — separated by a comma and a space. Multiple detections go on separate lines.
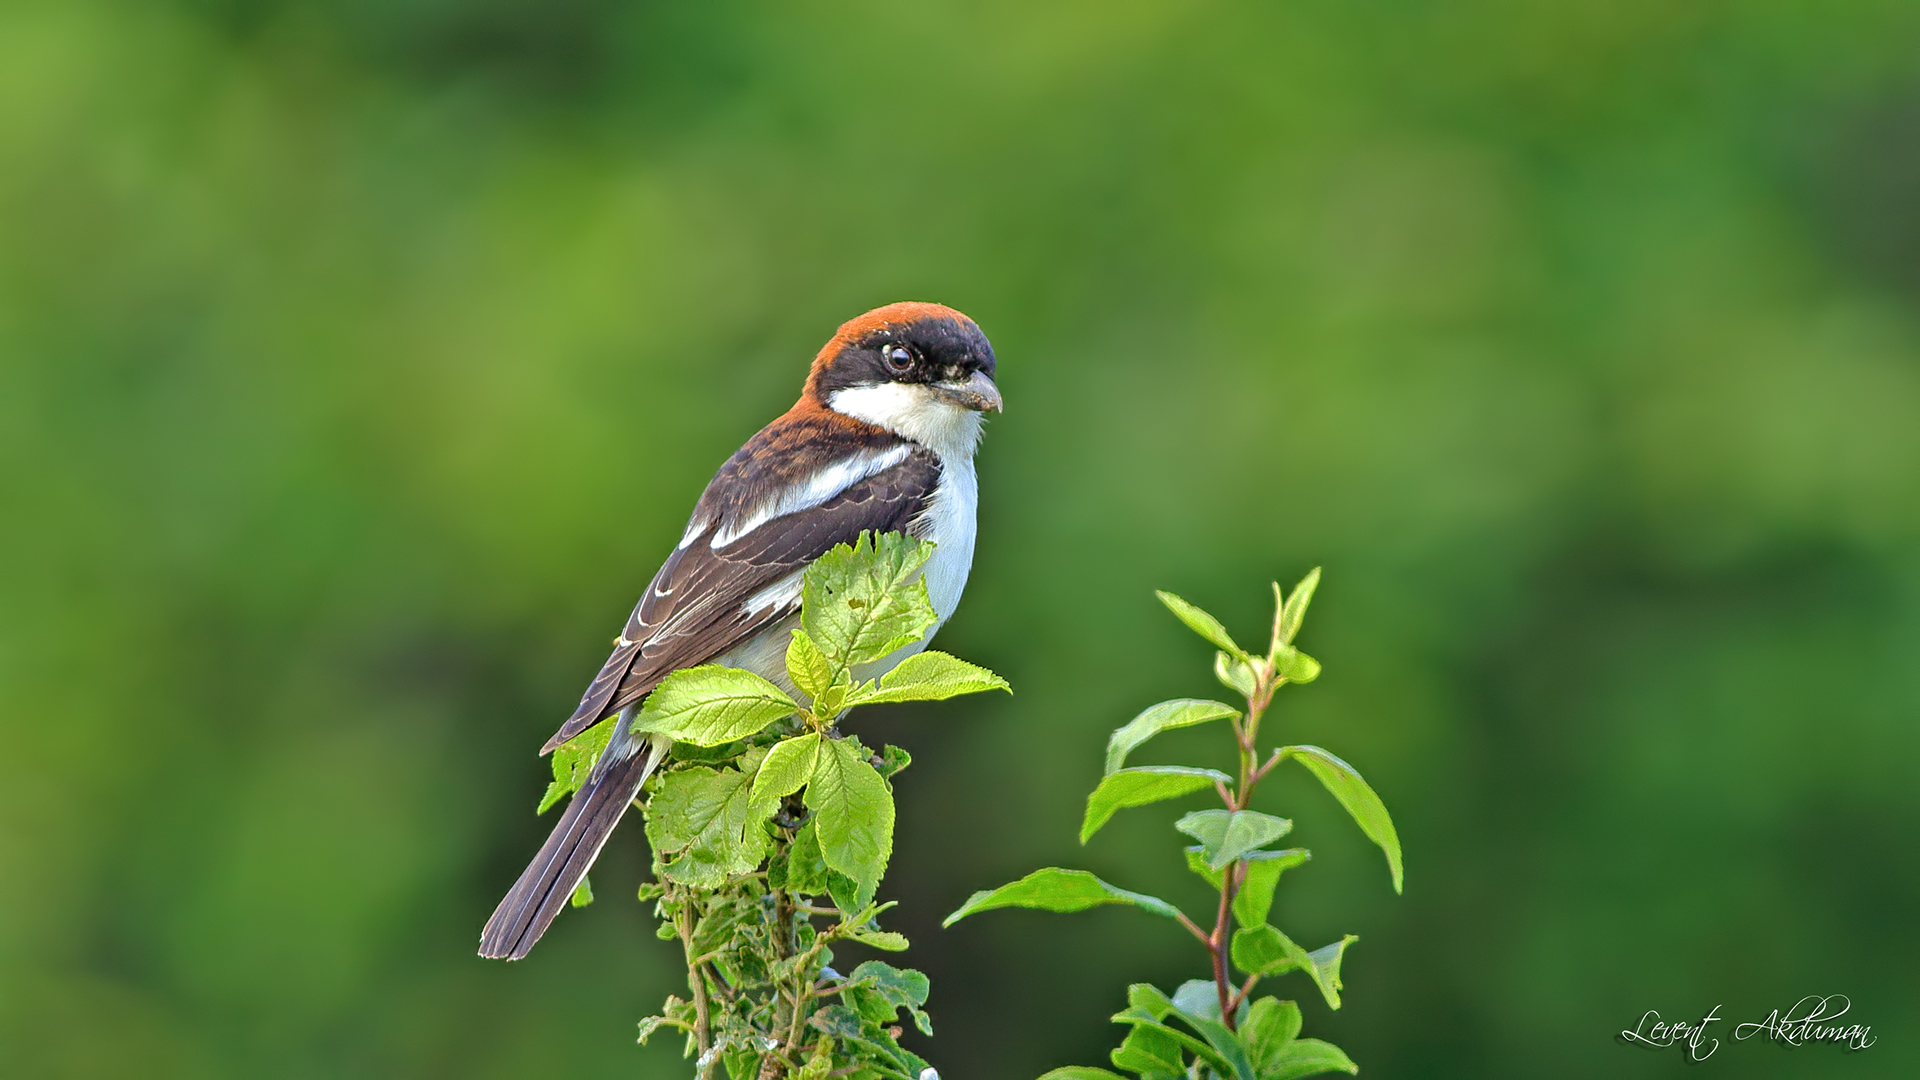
806, 301, 1000, 458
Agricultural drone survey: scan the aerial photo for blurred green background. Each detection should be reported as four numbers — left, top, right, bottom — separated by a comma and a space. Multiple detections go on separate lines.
4, 1, 1918, 1077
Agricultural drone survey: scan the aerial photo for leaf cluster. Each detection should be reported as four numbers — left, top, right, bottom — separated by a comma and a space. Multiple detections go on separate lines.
544, 532, 1008, 1079
947, 571, 1401, 1080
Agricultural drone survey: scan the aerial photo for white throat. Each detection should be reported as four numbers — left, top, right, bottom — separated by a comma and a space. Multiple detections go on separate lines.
825, 380, 983, 636
825, 383, 986, 461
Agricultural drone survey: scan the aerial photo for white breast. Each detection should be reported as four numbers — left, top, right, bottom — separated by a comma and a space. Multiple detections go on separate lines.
918, 454, 977, 626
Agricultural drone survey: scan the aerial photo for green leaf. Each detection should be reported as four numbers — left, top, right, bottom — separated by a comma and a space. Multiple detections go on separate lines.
847, 960, 933, 1035
846, 927, 909, 951
805, 736, 894, 896
1216, 650, 1259, 698
1110, 1011, 1240, 1080
749, 732, 820, 813
1231, 924, 1315, 980
630, 665, 798, 746
1111, 992, 1255, 1080
942, 868, 1187, 927
1171, 978, 1225, 1020
1272, 645, 1322, 685
874, 743, 912, 779
1303, 937, 1358, 1010
783, 820, 832, 896
1082, 766, 1231, 844
1176, 810, 1293, 870
1103, 698, 1240, 775
569, 876, 594, 908
1037, 1070, 1130, 1080
636, 998, 695, 1046
1231, 927, 1357, 1010
1242, 996, 1303, 1076
1281, 746, 1403, 893
1111, 1023, 1186, 1077
1264, 1038, 1357, 1079
1128, 982, 1176, 1021
801, 532, 940, 672
827, 869, 870, 918
1234, 849, 1311, 929
847, 650, 1011, 706
538, 716, 613, 813
785, 628, 836, 703
667, 739, 744, 764
1156, 590, 1249, 661
643, 766, 770, 886
1274, 568, 1320, 649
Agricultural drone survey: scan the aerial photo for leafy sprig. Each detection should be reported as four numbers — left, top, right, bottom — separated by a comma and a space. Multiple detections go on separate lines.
946, 570, 1401, 1080
542, 532, 1009, 1079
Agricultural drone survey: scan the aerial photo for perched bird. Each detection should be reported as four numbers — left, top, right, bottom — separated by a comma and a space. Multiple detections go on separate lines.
479, 302, 1001, 960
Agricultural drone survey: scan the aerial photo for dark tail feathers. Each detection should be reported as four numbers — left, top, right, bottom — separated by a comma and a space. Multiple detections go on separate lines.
479, 735, 654, 960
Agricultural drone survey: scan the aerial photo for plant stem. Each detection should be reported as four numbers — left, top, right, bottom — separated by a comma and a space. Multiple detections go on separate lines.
1212, 869, 1234, 1027
1212, 668, 1278, 1030
674, 885, 716, 1077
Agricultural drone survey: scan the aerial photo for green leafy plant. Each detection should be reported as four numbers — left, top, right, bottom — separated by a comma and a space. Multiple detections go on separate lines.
540, 532, 1009, 1079
946, 570, 1402, 1080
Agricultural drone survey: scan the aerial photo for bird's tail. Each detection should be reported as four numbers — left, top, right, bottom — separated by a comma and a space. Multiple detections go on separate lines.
480, 709, 662, 960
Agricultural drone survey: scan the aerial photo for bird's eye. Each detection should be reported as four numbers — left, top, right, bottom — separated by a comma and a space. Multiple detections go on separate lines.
882, 345, 914, 374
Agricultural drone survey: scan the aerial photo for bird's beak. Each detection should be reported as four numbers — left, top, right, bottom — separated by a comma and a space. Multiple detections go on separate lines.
932, 370, 1004, 413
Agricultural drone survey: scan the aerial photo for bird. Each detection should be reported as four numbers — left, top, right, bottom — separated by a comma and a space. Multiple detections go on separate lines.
479, 301, 1001, 960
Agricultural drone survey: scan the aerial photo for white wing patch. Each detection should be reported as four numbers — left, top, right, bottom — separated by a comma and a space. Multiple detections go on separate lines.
710, 444, 912, 549
677, 513, 712, 550
741, 570, 806, 616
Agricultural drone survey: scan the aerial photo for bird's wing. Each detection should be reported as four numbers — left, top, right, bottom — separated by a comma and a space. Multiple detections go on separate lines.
541, 439, 941, 753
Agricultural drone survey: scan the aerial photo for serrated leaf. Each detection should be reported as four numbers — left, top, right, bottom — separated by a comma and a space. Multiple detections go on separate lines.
1281, 746, 1402, 893
667, 739, 743, 764
942, 869, 1187, 927
1242, 996, 1303, 1076
569, 876, 594, 908
1275, 568, 1320, 649
786, 629, 836, 703
1234, 849, 1310, 929
643, 766, 770, 886
801, 532, 940, 672
1081, 766, 1231, 844
1104, 699, 1240, 775
874, 744, 912, 779
1037, 1070, 1130, 1080
539, 716, 614, 813
827, 868, 869, 917
1156, 590, 1249, 660
785, 820, 832, 896
636, 1008, 692, 1046
805, 737, 894, 896
1176, 810, 1293, 870
847, 650, 1011, 706
631, 665, 798, 746
750, 733, 820, 813
1264, 1037, 1357, 1078
847, 960, 933, 1035
847, 927, 909, 951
